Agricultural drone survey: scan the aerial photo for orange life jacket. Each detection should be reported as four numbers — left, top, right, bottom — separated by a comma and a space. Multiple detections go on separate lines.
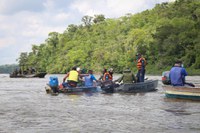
137, 57, 146, 70
103, 72, 112, 81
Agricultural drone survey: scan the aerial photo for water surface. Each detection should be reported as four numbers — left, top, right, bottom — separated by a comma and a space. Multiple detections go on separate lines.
0, 74, 199, 133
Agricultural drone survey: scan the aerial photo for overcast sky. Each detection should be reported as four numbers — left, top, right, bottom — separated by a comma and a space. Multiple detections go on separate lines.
0, 0, 174, 65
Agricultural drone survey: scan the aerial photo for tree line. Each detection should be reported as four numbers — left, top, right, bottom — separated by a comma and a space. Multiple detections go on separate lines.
0, 64, 18, 74
15, 0, 200, 75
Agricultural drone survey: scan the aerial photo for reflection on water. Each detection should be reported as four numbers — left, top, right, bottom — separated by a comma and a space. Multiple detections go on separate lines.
164, 109, 192, 116
0, 74, 200, 133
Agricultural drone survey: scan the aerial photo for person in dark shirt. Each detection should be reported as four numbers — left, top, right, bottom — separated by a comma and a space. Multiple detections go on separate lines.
114, 69, 136, 84
136, 53, 146, 82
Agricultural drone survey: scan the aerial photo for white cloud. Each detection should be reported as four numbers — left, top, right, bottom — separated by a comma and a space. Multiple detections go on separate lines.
106, 0, 145, 14
0, 0, 44, 15
0, 37, 15, 49
43, 0, 55, 11
70, 0, 167, 18
0, 0, 174, 65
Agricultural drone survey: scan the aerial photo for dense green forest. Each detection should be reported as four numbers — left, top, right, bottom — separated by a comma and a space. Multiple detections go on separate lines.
16, 0, 200, 75
0, 64, 18, 74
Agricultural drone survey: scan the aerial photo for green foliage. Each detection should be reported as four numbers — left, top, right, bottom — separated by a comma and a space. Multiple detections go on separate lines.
81, 15, 93, 27
93, 14, 105, 24
16, 1, 200, 75
0, 64, 19, 73
17, 52, 28, 67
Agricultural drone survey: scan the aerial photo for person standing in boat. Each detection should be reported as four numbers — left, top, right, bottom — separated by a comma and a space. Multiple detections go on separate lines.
169, 60, 188, 86
84, 70, 98, 87
136, 53, 146, 82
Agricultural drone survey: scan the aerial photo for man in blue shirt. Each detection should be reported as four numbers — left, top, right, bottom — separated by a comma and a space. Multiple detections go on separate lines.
84, 70, 98, 87
169, 61, 187, 86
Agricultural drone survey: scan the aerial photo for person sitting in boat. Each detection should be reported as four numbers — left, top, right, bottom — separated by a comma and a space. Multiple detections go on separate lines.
19, 68, 22, 75
62, 66, 89, 87
63, 66, 79, 87
98, 68, 113, 90
84, 70, 98, 87
103, 69, 112, 81
81, 67, 87, 74
108, 68, 114, 81
12, 69, 19, 76
114, 69, 137, 84
98, 68, 107, 80
76, 67, 86, 86
31, 67, 36, 74
169, 60, 187, 86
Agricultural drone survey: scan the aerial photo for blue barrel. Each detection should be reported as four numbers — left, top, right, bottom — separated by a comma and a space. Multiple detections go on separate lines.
49, 76, 59, 87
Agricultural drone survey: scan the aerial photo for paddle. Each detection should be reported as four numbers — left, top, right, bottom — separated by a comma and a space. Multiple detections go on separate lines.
185, 82, 195, 87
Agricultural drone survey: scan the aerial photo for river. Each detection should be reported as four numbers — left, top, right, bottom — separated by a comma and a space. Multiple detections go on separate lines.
0, 74, 199, 133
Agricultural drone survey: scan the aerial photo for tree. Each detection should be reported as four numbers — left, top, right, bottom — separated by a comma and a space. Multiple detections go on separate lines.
81, 15, 93, 27
17, 52, 28, 66
93, 14, 105, 24
46, 32, 59, 48
15, 0, 200, 74
67, 24, 78, 33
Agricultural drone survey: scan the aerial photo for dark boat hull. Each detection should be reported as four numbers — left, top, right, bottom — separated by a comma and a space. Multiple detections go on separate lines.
59, 86, 98, 93
45, 84, 99, 95
113, 80, 158, 93
10, 72, 47, 78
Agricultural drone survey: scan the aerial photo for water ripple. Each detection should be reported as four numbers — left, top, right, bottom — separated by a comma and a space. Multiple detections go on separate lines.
0, 74, 199, 133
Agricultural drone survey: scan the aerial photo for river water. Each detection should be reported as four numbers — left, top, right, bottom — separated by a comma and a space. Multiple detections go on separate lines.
0, 74, 199, 133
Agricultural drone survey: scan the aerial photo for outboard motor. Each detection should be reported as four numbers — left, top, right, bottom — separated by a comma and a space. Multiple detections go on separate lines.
49, 76, 59, 93
162, 71, 171, 85
101, 80, 115, 93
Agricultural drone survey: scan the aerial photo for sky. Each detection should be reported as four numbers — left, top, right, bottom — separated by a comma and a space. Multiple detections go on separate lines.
0, 0, 175, 65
